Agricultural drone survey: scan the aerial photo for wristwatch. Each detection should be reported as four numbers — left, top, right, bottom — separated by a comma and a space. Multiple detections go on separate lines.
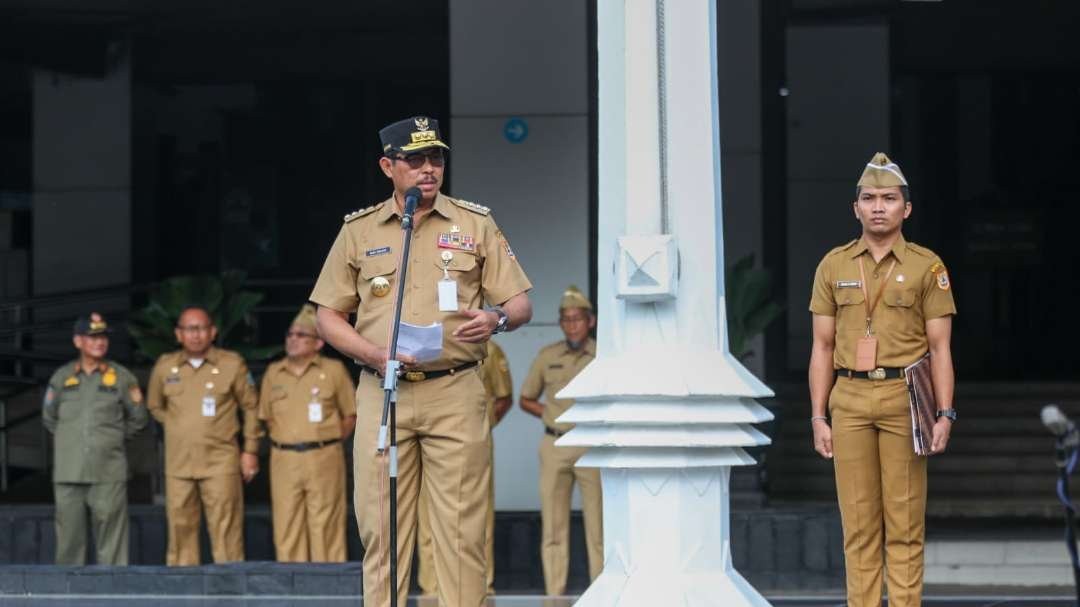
491, 306, 509, 334
936, 409, 958, 422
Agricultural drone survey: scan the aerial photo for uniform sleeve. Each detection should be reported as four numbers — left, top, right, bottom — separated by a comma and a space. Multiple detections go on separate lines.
256, 367, 273, 422
146, 357, 168, 424
232, 359, 263, 454
120, 368, 149, 439
520, 353, 545, 401
334, 361, 357, 419
479, 215, 532, 306
310, 224, 361, 313
922, 257, 957, 320
41, 372, 62, 434
808, 257, 836, 317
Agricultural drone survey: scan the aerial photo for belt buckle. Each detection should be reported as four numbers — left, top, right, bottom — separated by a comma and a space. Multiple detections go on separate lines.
404, 370, 426, 382
868, 368, 886, 380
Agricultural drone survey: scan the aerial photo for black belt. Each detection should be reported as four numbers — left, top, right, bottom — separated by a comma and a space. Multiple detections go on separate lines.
360, 361, 478, 382
271, 438, 341, 452
545, 426, 567, 438
836, 367, 903, 381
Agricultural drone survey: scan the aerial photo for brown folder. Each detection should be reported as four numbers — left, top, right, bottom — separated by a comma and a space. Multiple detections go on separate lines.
904, 353, 937, 456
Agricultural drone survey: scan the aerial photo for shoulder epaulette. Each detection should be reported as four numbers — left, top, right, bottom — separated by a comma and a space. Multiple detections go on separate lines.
826, 239, 858, 257
449, 198, 490, 216
905, 241, 936, 258
344, 204, 382, 223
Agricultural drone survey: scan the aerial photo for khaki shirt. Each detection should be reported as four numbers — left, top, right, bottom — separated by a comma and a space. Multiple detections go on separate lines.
43, 360, 148, 483
309, 193, 532, 371
809, 236, 957, 369
481, 340, 513, 428
521, 338, 595, 434
147, 347, 261, 478
258, 354, 356, 444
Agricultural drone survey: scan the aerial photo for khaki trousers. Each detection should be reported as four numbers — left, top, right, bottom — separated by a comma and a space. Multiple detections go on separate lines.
830, 377, 927, 607
539, 433, 603, 596
417, 438, 497, 596
270, 444, 347, 562
53, 481, 129, 565
165, 474, 245, 566
354, 368, 490, 607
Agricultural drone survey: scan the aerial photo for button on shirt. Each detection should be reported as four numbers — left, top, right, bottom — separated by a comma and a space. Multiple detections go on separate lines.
809, 236, 957, 369
258, 354, 356, 444
147, 347, 261, 478
521, 338, 596, 434
309, 193, 532, 371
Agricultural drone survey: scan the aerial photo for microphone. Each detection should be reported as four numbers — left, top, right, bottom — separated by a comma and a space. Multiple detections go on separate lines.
401, 187, 422, 230
1042, 404, 1080, 448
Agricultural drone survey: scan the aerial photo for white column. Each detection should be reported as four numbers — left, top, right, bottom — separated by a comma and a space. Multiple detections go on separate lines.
557, 1, 773, 604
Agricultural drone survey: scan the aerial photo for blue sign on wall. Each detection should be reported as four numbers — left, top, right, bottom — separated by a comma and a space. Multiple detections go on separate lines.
503, 117, 529, 144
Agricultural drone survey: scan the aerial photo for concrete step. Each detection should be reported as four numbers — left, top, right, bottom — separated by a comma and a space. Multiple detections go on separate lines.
925, 539, 1075, 587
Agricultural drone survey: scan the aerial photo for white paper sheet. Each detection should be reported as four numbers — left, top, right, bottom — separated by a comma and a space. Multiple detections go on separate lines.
395, 322, 443, 363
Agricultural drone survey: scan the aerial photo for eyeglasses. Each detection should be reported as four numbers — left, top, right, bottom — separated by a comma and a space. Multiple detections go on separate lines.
285, 330, 318, 339
177, 325, 212, 334
391, 150, 445, 169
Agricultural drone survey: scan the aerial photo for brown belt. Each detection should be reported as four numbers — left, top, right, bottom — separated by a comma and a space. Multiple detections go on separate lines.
545, 426, 567, 438
271, 438, 341, 452
359, 361, 478, 382
837, 367, 903, 381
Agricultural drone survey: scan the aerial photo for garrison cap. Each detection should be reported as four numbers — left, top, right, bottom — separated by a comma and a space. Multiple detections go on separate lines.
857, 152, 908, 188
73, 312, 110, 336
291, 303, 318, 333
379, 116, 450, 156
559, 285, 593, 312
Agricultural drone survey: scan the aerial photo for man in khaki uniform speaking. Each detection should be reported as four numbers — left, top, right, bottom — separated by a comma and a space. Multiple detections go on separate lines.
310, 116, 532, 607
520, 286, 603, 596
416, 338, 514, 596
42, 313, 148, 565
808, 153, 957, 607
258, 304, 356, 562
147, 306, 262, 566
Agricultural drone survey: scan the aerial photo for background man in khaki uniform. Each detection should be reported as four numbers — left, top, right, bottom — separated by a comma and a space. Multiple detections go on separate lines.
258, 304, 356, 562
310, 116, 532, 607
416, 338, 513, 596
147, 306, 262, 566
520, 286, 603, 596
808, 153, 957, 607
42, 313, 148, 565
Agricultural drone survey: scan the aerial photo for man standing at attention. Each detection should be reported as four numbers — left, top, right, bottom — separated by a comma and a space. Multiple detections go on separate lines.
43, 313, 148, 565
310, 116, 532, 607
259, 303, 356, 562
520, 286, 603, 596
809, 153, 957, 607
147, 306, 261, 566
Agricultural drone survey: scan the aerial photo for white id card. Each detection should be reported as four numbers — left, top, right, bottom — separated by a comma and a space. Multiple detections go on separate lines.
438, 279, 458, 312
308, 402, 322, 423
201, 396, 216, 417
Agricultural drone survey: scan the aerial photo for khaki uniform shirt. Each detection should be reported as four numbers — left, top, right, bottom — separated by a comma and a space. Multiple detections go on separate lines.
43, 360, 148, 483
258, 354, 356, 444
521, 338, 596, 434
481, 340, 513, 428
309, 193, 532, 371
147, 347, 261, 478
809, 236, 957, 369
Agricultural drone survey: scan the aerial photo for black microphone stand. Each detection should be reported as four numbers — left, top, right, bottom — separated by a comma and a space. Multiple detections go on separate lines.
1054, 434, 1080, 607
376, 188, 420, 607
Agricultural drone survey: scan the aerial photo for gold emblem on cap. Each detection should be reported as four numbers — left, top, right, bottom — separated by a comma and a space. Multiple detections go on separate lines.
415, 117, 429, 131
371, 276, 391, 297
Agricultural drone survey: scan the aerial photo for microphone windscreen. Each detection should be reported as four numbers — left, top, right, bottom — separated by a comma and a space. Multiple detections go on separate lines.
1041, 404, 1069, 436
403, 187, 422, 215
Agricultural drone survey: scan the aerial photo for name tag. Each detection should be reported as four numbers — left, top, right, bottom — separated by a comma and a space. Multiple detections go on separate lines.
308, 402, 322, 423
201, 396, 216, 417
438, 279, 458, 312
366, 246, 391, 257
836, 280, 862, 289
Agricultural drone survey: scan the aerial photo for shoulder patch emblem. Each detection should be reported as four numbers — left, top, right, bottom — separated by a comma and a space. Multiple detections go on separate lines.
930, 262, 950, 291
344, 205, 381, 223
450, 198, 490, 216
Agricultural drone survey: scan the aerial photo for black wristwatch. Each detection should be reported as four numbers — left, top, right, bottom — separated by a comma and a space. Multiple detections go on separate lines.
936, 409, 958, 422
491, 306, 509, 335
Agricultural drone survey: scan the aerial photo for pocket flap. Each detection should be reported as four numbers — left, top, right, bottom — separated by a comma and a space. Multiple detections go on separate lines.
432, 253, 477, 273
884, 289, 916, 308
360, 257, 398, 280
835, 290, 866, 306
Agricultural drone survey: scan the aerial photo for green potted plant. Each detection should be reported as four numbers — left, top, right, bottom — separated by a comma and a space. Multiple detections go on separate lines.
725, 254, 783, 361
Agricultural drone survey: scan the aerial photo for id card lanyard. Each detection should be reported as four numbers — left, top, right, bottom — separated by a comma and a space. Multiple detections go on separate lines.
857, 257, 897, 337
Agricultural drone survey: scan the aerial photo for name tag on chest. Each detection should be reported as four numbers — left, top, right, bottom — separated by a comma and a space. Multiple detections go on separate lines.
308, 402, 323, 423
201, 396, 216, 417
836, 280, 862, 289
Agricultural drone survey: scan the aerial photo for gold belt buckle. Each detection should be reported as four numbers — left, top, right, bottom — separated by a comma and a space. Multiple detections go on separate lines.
404, 370, 427, 382
868, 368, 886, 380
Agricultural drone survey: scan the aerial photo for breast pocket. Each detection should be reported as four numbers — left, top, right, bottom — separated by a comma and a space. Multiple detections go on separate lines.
834, 289, 866, 331
883, 288, 919, 325
358, 256, 398, 304
433, 253, 480, 306
163, 381, 185, 399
